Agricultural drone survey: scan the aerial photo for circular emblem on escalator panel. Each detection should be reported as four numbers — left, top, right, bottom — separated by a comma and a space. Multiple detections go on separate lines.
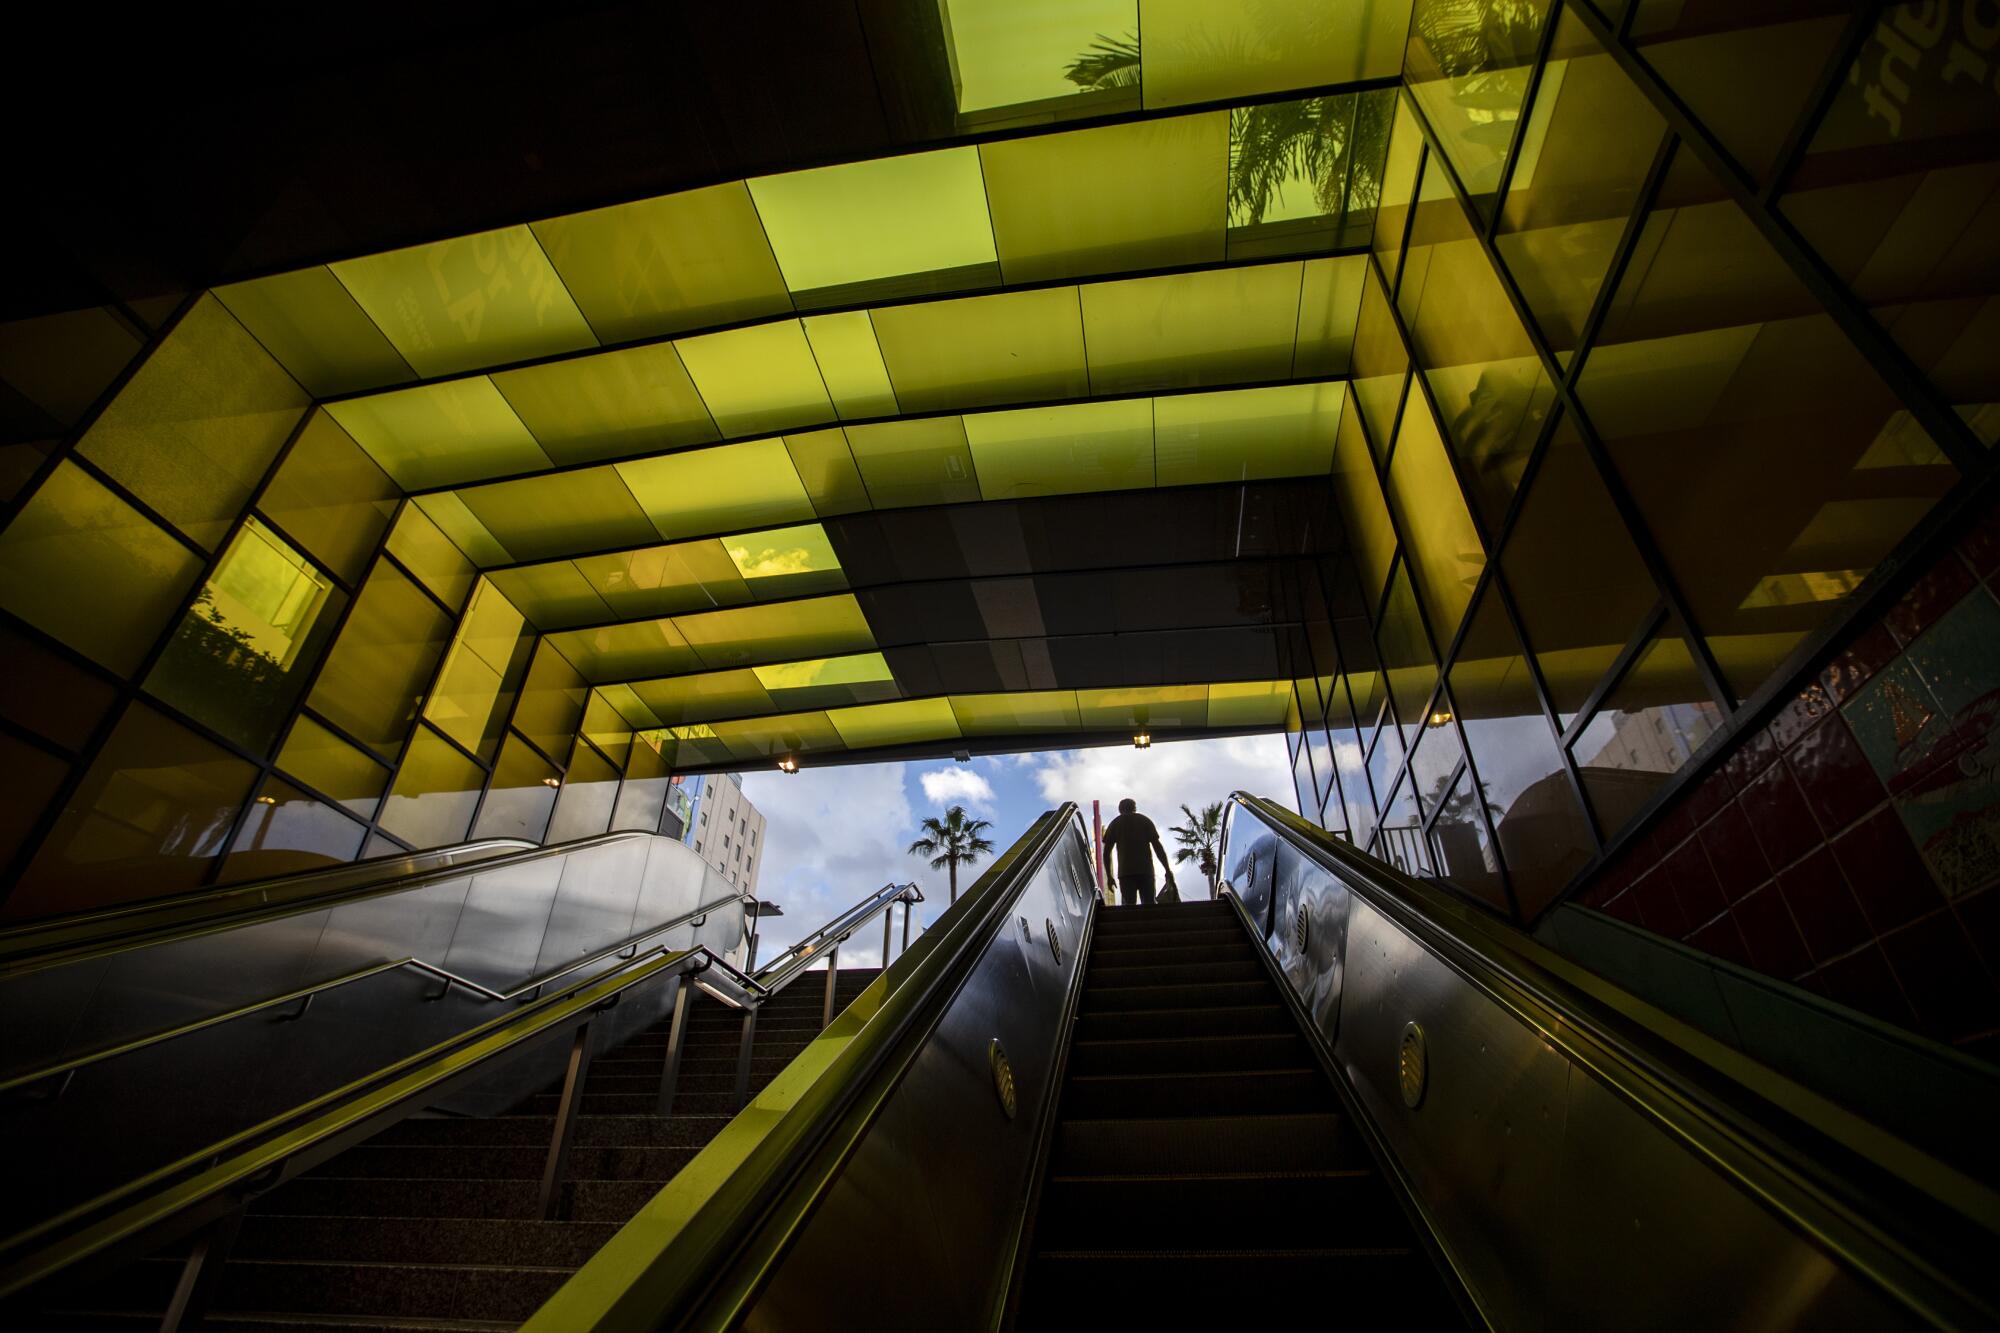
1398, 1021, 1428, 1110
1046, 917, 1062, 965
988, 1038, 1017, 1119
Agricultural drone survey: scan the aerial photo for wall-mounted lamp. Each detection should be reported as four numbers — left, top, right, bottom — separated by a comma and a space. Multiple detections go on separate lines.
778, 756, 799, 773
1133, 733, 1152, 749
541, 777, 561, 788
1428, 710, 1453, 726
953, 750, 972, 763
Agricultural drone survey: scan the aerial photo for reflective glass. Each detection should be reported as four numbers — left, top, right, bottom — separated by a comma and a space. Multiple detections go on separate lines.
1404, 0, 1552, 213
424, 579, 531, 762
1571, 620, 1724, 840
1331, 404, 1396, 613
306, 560, 454, 758
0, 735, 67, 891
967, 399, 1153, 499
1294, 256, 1369, 378
410, 493, 510, 570
617, 439, 815, 540
379, 725, 485, 849
951, 690, 1082, 735
1292, 729, 1318, 817
1378, 563, 1437, 748
871, 286, 1088, 413
385, 503, 477, 611
1385, 387, 1484, 635
471, 732, 562, 842
0, 461, 203, 675
146, 519, 345, 754
785, 429, 874, 516
803, 314, 900, 420
581, 688, 640, 770
1377, 775, 1431, 876
1153, 382, 1343, 488
944, 0, 1138, 116
1426, 765, 1507, 910
258, 411, 398, 585
330, 225, 597, 378
513, 641, 590, 762
492, 343, 719, 466
213, 266, 415, 397
1140, 0, 1409, 106
676, 594, 876, 671
544, 619, 701, 684
847, 417, 982, 508
1349, 266, 1410, 463
220, 777, 367, 884
673, 321, 834, 438
0, 305, 144, 498
576, 538, 748, 621
1373, 95, 1425, 291
485, 562, 613, 630
1081, 263, 1303, 395
632, 669, 774, 727
1226, 95, 1365, 258
1208, 680, 1292, 727
78, 294, 309, 550
546, 739, 621, 842
827, 697, 963, 750
1076, 685, 1208, 729
457, 468, 658, 564
327, 377, 547, 492
532, 183, 792, 344
710, 711, 845, 761
613, 734, 672, 832
0, 622, 117, 753
1408, 690, 1465, 819
724, 524, 847, 601
276, 713, 389, 819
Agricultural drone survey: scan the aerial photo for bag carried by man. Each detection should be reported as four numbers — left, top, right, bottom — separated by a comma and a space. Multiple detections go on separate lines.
1157, 877, 1180, 905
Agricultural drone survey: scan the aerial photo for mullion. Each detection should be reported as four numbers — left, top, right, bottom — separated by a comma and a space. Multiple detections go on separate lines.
1755, 6, 1878, 208
1482, 0, 1569, 244
1559, 598, 1669, 750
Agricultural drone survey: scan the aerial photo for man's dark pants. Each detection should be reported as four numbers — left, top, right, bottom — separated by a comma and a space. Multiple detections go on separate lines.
1119, 862, 1156, 907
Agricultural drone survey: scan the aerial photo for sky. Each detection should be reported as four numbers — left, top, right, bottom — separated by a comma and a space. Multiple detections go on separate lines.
739, 733, 1292, 967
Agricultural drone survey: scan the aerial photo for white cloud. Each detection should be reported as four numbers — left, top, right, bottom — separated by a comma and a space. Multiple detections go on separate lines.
1033, 734, 1293, 828
917, 766, 996, 806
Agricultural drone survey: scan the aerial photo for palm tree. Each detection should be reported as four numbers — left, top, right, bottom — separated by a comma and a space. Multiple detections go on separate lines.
907, 805, 997, 905
1168, 802, 1225, 898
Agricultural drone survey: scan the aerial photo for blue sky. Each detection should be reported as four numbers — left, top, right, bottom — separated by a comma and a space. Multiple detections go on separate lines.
739, 733, 1293, 965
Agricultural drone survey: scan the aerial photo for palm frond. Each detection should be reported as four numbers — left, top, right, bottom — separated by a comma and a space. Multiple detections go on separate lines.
1063, 32, 1141, 91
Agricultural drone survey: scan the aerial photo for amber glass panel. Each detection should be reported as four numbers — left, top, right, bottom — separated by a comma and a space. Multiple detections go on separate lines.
612, 734, 672, 832
1139, 0, 1407, 105
0, 461, 204, 675
492, 343, 719, 466
847, 418, 983, 508
379, 725, 484, 849
1494, 12, 1666, 361
220, 777, 367, 883
327, 378, 548, 492
13, 703, 258, 917
1378, 563, 1437, 749
1374, 96, 1424, 291
871, 286, 1089, 413
1385, 388, 1484, 637
1581, 148, 1957, 703
78, 294, 309, 550
1449, 584, 1594, 917
785, 429, 874, 517
674, 321, 835, 438
513, 642, 590, 763
827, 698, 963, 750
472, 732, 562, 842
1081, 264, 1303, 395
616, 440, 815, 541
0, 734, 68, 888
1571, 621, 1724, 841
804, 313, 900, 420
966, 400, 1153, 500
425, 580, 531, 763
147, 519, 346, 754
580, 689, 639, 770
385, 504, 477, 612
1349, 267, 1410, 462
1331, 404, 1396, 613
577, 539, 749, 622
457, 468, 658, 565
1502, 410, 1658, 724
1225, 94, 1372, 256
277, 714, 389, 819
412, 494, 511, 569
0, 304, 145, 500
258, 411, 399, 585
306, 561, 454, 758
1294, 255, 1369, 377
1404, 0, 1551, 215
0, 623, 117, 753
213, 265, 415, 397
547, 740, 621, 842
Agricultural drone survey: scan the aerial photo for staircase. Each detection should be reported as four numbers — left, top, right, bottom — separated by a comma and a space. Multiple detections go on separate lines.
38, 968, 882, 1330
1015, 900, 1458, 1324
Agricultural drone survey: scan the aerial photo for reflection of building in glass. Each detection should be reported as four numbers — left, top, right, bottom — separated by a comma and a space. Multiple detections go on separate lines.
685, 772, 766, 896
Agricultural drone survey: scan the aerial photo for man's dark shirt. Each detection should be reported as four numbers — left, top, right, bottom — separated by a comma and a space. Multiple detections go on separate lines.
1102, 812, 1160, 882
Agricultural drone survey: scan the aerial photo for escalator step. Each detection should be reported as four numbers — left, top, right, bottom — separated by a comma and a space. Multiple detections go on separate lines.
1081, 941, 1253, 969
1065, 1032, 1307, 1077
1051, 1112, 1352, 1176
1074, 1003, 1292, 1043
1082, 958, 1265, 990
301, 1144, 696, 1182
373, 1114, 729, 1149
1032, 1170, 1396, 1252
233, 1215, 619, 1268
212, 1257, 571, 1324
1077, 979, 1273, 1013
1062, 1068, 1331, 1119
1019, 1248, 1425, 1323
1088, 926, 1246, 953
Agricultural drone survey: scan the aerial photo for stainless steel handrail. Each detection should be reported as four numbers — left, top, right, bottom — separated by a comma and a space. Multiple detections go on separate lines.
753, 881, 922, 996
1226, 791, 2000, 1330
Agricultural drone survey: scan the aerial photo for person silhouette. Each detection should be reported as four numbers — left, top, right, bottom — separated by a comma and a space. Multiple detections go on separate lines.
1101, 798, 1174, 907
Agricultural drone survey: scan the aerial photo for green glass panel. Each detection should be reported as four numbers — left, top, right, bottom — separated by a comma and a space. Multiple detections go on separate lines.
1374, 96, 1424, 291
548, 739, 621, 842
966, 398, 1153, 500
803, 313, 900, 420
748, 148, 998, 301
0, 621, 119, 753
513, 641, 590, 762
673, 320, 834, 437
668, 724, 735, 768
1350, 266, 1410, 462
1076, 685, 1208, 729
472, 732, 562, 841
277, 713, 389, 819
220, 776, 368, 884
576, 538, 750, 621
386, 503, 477, 611
1378, 562, 1438, 746
754, 652, 900, 711
424, 579, 530, 763
0, 461, 203, 675
1331, 405, 1395, 615
581, 689, 639, 770
950, 690, 1082, 735
943, 0, 1137, 115
710, 711, 844, 761
1571, 620, 1724, 841
827, 697, 962, 750
485, 562, 613, 631
871, 286, 1089, 413
1154, 382, 1343, 488
1081, 263, 1302, 395
1208, 680, 1293, 727
1386, 388, 1483, 636
379, 725, 485, 849
532, 182, 792, 345
1138, 0, 1407, 106
410, 492, 511, 569
330, 225, 597, 378
847, 417, 982, 508
259, 411, 399, 585
306, 560, 454, 758
0, 305, 145, 496
78, 294, 309, 550
675, 594, 875, 671
1294, 255, 1369, 378
617, 439, 815, 540
613, 734, 673, 832
1405, 0, 1551, 212
213, 265, 415, 397
325, 377, 547, 492
492, 343, 719, 466
545, 618, 702, 683
1224, 95, 1366, 257
784, 428, 873, 517
631, 669, 775, 726
13, 703, 259, 917
146, 519, 346, 754
456, 467, 657, 564
724, 524, 847, 600
981, 113, 1227, 283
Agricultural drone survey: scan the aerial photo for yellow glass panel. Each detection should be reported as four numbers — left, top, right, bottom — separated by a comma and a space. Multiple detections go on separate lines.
410, 492, 511, 569
1386, 389, 1484, 635
330, 225, 597, 378
0, 741, 71, 899
847, 417, 982, 508
827, 697, 962, 750
79, 294, 309, 550
673, 320, 834, 437
951, 690, 1082, 735
581, 688, 641, 769
485, 562, 613, 630
326, 377, 547, 492
213, 265, 415, 396
613, 732, 673, 831
386, 503, 477, 611
544, 618, 701, 683
802, 313, 899, 420
456, 468, 657, 564
616, 439, 815, 539
753, 651, 900, 711
1294, 255, 1368, 377
1154, 382, 1343, 488
220, 776, 368, 885
576, 539, 750, 620
668, 723, 735, 768
966, 399, 1154, 499
748, 148, 998, 300
1081, 263, 1303, 394
724, 524, 846, 599
276, 713, 389, 818
0, 461, 203, 675
513, 641, 590, 761
548, 738, 621, 842
675, 594, 875, 670
1375, 96, 1424, 291
492, 343, 719, 466
379, 725, 484, 849
1075, 685, 1208, 728
0, 621, 118, 753
944, 0, 1137, 114
1208, 681, 1292, 727
472, 732, 562, 841
1138, 0, 1408, 106
1350, 267, 1410, 462
259, 411, 399, 585
146, 518, 344, 754
632, 669, 775, 726
871, 286, 1088, 413
1332, 405, 1396, 612
306, 560, 455, 758
711, 711, 845, 760
531, 182, 792, 344
1406, 0, 1552, 209
424, 579, 529, 762
0, 306, 143, 472
981, 113, 1228, 283
785, 428, 873, 517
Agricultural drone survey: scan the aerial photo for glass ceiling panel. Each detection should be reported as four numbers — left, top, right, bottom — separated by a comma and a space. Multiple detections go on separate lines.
531, 182, 792, 344
485, 561, 613, 629
722, 523, 846, 599
1082, 263, 1304, 394
943, 0, 1138, 116
951, 690, 1082, 735
748, 148, 999, 304
673, 593, 875, 672
754, 651, 901, 710
871, 285, 1089, 414
668, 723, 735, 768
1295, 255, 1369, 377
674, 320, 835, 437
967, 398, 1154, 499
980, 114, 1229, 283
575, 538, 749, 621
827, 697, 963, 749
1154, 382, 1344, 488
630, 669, 774, 726
491, 343, 718, 466
545, 617, 701, 683
615, 439, 815, 539
802, 313, 900, 420
327, 378, 547, 491
329, 226, 597, 378
711, 711, 846, 761
847, 417, 982, 509
213, 266, 414, 397
1075, 685, 1209, 728
456, 468, 658, 564
1138, 0, 1410, 107
1207, 680, 1293, 726
784, 428, 874, 517
410, 492, 510, 569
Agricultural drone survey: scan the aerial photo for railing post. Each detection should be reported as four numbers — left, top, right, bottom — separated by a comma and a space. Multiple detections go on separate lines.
158, 1204, 243, 1333
654, 981, 692, 1117
732, 1007, 759, 1109
881, 901, 893, 967
539, 1021, 594, 1219
903, 900, 912, 953
821, 943, 841, 1029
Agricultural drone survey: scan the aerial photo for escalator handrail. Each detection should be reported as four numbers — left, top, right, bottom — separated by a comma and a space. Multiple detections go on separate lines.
750, 880, 923, 997
0, 831, 657, 977
1227, 792, 2000, 1324
520, 805, 1090, 1333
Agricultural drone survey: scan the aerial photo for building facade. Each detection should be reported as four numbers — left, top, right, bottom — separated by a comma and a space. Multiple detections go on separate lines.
684, 772, 766, 895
